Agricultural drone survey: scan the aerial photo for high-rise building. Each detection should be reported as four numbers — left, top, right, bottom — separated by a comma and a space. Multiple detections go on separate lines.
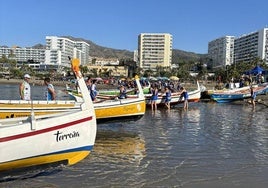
138, 33, 172, 72
0, 46, 45, 63
208, 28, 268, 69
75, 41, 90, 65
45, 36, 90, 68
0, 46, 45, 70
234, 28, 268, 64
208, 36, 235, 68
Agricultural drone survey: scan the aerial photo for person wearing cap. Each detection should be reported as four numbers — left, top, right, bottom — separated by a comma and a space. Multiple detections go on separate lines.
19, 74, 31, 100
44, 77, 56, 101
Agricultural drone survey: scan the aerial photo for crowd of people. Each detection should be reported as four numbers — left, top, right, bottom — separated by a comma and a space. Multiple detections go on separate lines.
149, 80, 189, 111
18, 73, 266, 112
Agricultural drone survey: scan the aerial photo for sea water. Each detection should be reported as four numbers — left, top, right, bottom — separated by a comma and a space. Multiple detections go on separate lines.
1, 84, 268, 188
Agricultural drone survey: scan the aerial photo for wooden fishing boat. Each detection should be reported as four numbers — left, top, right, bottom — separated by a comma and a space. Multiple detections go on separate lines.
0, 58, 97, 172
0, 100, 81, 119
210, 83, 268, 103
66, 82, 150, 96
0, 77, 146, 123
68, 76, 146, 123
145, 81, 201, 106
207, 85, 251, 96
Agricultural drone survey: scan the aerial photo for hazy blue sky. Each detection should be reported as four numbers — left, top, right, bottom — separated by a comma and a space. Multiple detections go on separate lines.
0, 0, 267, 54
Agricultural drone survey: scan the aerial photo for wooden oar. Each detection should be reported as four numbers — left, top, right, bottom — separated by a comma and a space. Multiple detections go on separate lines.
97, 94, 118, 100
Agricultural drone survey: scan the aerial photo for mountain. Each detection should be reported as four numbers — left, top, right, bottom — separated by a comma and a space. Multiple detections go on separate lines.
172, 49, 208, 64
32, 36, 208, 63
64, 36, 134, 60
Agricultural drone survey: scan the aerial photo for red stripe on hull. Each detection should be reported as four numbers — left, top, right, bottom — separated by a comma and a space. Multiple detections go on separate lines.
0, 116, 93, 143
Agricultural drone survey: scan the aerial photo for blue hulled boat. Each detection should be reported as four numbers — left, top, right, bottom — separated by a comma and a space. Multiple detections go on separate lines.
211, 83, 268, 103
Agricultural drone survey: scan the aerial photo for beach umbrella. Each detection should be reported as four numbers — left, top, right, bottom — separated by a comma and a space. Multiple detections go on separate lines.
169, 76, 179, 81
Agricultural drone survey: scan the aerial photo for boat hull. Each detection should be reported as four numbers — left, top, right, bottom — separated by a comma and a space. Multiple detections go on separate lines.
0, 58, 97, 172
210, 93, 251, 103
210, 83, 268, 103
145, 82, 201, 106
94, 99, 146, 120
68, 77, 146, 122
0, 98, 146, 122
0, 100, 80, 119
0, 108, 96, 172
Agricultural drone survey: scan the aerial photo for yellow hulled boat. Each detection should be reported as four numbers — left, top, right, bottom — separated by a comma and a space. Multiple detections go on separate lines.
0, 77, 146, 123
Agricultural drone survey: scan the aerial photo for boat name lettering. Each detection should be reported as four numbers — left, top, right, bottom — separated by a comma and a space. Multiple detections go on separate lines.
54, 130, 80, 142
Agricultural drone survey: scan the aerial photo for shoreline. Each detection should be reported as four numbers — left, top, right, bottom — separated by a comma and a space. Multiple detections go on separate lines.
0, 78, 268, 104
0, 78, 69, 86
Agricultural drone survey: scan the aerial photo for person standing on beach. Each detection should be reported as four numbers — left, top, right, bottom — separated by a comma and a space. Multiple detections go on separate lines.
44, 77, 56, 101
150, 85, 158, 111
179, 87, 188, 110
250, 86, 256, 109
19, 74, 31, 100
164, 87, 171, 109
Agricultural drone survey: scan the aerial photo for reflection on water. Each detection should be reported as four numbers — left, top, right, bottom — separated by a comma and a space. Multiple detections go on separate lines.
93, 130, 146, 165
1, 84, 268, 187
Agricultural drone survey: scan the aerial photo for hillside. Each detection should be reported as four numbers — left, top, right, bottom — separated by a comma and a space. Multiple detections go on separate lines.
172, 49, 208, 64
31, 36, 208, 63
64, 36, 134, 60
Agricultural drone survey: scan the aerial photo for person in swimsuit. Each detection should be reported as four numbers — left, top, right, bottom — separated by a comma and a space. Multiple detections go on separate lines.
164, 87, 171, 109
250, 85, 256, 109
150, 86, 158, 111
179, 87, 188, 110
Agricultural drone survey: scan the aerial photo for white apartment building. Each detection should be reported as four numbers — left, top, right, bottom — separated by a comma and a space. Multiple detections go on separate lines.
209, 28, 268, 69
75, 41, 90, 65
208, 36, 235, 68
138, 33, 172, 72
234, 28, 268, 64
45, 36, 90, 68
0, 46, 45, 63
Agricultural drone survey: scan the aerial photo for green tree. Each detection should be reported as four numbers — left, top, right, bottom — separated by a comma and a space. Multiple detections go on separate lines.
80, 65, 89, 75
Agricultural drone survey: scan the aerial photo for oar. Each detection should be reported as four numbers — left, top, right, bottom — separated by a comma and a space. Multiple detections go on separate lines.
93, 98, 112, 103
96, 95, 118, 100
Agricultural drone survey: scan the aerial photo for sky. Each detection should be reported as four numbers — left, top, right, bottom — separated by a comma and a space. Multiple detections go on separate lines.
0, 0, 267, 54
